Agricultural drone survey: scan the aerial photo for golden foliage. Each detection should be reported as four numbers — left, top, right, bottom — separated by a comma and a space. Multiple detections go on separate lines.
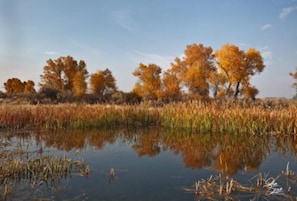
171, 44, 215, 97
73, 71, 87, 97
160, 68, 181, 101
39, 56, 88, 93
132, 63, 162, 100
215, 44, 265, 98
90, 68, 117, 96
4, 78, 36, 94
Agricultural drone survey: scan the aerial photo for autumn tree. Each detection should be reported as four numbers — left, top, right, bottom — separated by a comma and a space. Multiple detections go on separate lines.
39, 56, 88, 95
24, 80, 36, 94
160, 68, 181, 101
208, 70, 227, 97
289, 67, 297, 97
90, 68, 117, 98
132, 63, 162, 101
241, 85, 259, 100
171, 44, 216, 98
4, 78, 36, 95
73, 71, 87, 97
4, 78, 24, 94
215, 44, 265, 98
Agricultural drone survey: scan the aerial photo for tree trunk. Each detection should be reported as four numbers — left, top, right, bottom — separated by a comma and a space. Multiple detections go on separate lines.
226, 82, 232, 96
234, 81, 240, 98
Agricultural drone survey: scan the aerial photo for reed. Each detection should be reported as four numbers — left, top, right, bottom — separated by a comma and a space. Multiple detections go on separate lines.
0, 154, 88, 198
183, 163, 297, 200
0, 100, 296, 135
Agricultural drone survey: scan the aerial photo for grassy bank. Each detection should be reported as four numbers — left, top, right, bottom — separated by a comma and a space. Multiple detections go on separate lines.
0, 100, 296, 134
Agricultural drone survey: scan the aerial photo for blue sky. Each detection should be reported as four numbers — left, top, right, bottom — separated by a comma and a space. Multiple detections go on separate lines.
0, 0, 296, 98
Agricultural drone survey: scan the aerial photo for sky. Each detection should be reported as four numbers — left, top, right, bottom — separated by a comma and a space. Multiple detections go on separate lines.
0, 0, 296, 98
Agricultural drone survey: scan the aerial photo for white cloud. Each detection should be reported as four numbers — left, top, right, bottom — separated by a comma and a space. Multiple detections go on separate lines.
260, 24, 272, 30
260, 46, 273, 65
130, 51, 175, 70
111, 10, 137, 31
237, 42, 249, 49
262, 51, 272, 60
44, 51, 58, 55
279, 6, 297, 20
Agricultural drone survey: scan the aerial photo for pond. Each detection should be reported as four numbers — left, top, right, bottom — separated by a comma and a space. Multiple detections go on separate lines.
1, 129, 297, 200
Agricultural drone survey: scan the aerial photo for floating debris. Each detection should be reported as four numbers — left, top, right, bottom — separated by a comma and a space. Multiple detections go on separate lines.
109, 168, 115, 183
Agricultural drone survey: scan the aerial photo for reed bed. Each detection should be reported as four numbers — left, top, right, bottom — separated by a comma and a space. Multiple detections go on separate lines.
0, 100, 296, 135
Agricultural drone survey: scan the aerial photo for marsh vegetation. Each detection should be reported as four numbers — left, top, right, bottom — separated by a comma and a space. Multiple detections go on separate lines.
0, 100, 296, 134
0, 98, 296, 200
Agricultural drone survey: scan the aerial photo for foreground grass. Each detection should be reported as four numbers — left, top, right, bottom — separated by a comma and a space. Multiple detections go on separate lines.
0, 100, 296, 135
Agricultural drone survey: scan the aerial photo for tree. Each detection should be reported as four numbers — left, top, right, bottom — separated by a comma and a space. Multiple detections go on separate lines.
4, 78, 25, 94
215, 44, 265, 98
4, 78, 36, 95
171, 44, 216, 97
24, 80, 36, 94
132, 63, 162, 101
90, 68, 117, 98
39, 56, 88, 93
160, 68, 181, 101
208, 70, 227, 97
241, 85, 259, 100
73, 71, 87, 97
289, 67, 297, 97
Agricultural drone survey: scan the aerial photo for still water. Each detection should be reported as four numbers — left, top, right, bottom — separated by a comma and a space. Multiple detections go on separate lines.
1, 129, 297, 200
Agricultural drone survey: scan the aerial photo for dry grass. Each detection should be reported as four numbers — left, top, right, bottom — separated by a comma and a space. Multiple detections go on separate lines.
0, 100, 296, 135
0, 153, 88, 198
183, 162, 297, 200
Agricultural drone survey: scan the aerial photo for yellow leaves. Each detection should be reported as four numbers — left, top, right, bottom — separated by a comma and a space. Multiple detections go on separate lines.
241, 85, 259, 100
171, 43, 215, 97
215, 44, 265, 98
131, 43, 265, 100
215, 44, 246, 81
161, 68, 181, 101
90, 68, 117, 96
245, 48, 265, 74
4, 78, 36, 94
132, 63, 162, 100
39, 56, 88, 94
24, 80, 36, 94
73, 71, 87, 97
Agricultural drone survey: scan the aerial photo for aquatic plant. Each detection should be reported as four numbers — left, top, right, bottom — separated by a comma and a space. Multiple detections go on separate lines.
0, 154, 88, 198
183, 163, 297, 200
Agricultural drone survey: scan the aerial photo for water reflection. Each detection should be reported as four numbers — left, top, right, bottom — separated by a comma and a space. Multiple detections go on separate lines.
4, 129, 296, 175
1, 129, 297, 200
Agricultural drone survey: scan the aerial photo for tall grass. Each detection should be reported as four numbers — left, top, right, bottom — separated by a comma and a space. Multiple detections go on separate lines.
0, 100, 296, 135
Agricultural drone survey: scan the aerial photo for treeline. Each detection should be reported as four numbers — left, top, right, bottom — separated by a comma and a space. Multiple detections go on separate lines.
1, 43, 268, 104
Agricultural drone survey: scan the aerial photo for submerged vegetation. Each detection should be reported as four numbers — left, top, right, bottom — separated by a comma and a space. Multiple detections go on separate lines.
0, 100, 296, 135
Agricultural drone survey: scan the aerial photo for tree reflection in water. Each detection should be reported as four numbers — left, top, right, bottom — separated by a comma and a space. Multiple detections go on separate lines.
2, 129, 297, 201
29, 129, 297, 175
